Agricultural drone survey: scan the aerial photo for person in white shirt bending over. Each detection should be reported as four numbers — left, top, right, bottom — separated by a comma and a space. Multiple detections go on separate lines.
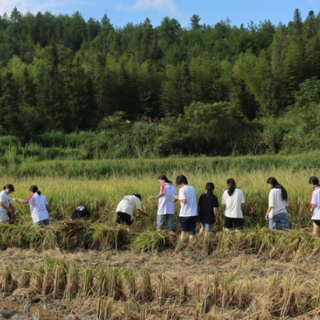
13, 185, 50, 226
173, 175, 198, 241
265, 177, 289, 230
116, 194, 148, 232
221, 178, 245, 232
149, 175, 177, 232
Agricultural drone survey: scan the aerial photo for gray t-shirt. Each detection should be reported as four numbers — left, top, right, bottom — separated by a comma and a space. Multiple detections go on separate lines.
0, 190, 10, 214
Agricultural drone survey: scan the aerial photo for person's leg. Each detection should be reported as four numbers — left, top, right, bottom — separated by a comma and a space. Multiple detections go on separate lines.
43, 219, 50, 226
179, 217, 188, 241
313, 221, 320, 234
224, 216, 233, 233
188, 216, 197, 241
277, 213, 290, 230
268, 217, 277, 230
166, 214, 175, 232
234, 219, 243, 233
157, 215, 166, 231
199, 223, 204, 234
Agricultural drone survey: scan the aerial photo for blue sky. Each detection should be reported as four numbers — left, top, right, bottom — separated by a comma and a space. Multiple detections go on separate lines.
0, 0, 319, 28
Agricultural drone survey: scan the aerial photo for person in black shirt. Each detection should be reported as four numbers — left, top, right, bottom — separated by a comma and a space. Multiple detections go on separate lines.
198, 182, 219, 239
71, 206, 90, 221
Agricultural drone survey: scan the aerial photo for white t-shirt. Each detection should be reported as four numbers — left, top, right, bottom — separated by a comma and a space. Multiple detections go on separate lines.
0, 190, 10, 214
158, 183, 177, 215
28, 194, 49, 223
116, 195, 142, 216
221, 189, 245, 218
178, 185, 198, 217
311, 187, 320, 220
268, 188, 288, 218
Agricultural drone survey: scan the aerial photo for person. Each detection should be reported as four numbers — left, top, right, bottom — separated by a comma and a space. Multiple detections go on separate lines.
221, 178, 245, 232
13, 185, 50, 226
265, 177, 289, 230
116, 194, 148, 232
71, 206, 90, 221
309, 176, 320, 234
173, 175, 198, 241
149, 175, 177, 232
0, 184, 15, 224
198, 182, 219, 239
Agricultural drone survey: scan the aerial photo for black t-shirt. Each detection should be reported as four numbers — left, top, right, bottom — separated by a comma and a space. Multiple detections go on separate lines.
71, 206, 90, 221
198, 193, 219, 224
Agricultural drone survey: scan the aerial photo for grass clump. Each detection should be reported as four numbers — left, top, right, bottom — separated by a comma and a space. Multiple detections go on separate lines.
132, 231, 172, 253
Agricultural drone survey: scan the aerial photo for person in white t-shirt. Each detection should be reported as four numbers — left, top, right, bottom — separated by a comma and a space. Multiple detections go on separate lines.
221, 178, 245, 232
13, 185, 50, 226
149, 175, 177, 232
173, 175, 198, 241
265, 177, 289, 230
309, 176, 320, 234
0, 184, 15, 223
116, 194, 148, 232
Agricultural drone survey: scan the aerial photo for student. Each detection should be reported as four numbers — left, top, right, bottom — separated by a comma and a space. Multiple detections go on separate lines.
13, 185, 50, 226
71, 206, 90, 221
116, 194, 148, 232
265, 177, 289, 230
221, 178, 245, 232
198, 182, 219, 238
173, 175, 198, 241
149, 175, 177, 232
0, 184, 15, 224
309, 176, 320, 234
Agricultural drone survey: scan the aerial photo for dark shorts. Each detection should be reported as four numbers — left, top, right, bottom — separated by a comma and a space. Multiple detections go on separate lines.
224, 216, 243, 230
179, 216, 197, 234
116, 212, 133, 226
313, 220, 320, 227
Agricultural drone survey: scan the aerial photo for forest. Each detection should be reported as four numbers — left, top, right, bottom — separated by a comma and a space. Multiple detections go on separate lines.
0, 7, 319, 157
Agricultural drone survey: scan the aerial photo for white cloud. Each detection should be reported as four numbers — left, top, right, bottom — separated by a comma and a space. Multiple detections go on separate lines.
118, 0, 178, 14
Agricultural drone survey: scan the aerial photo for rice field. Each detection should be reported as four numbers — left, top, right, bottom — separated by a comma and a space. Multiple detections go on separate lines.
0, 166, 319, 319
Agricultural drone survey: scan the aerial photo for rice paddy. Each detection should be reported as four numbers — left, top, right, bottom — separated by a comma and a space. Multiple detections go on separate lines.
0, 166, 319, 319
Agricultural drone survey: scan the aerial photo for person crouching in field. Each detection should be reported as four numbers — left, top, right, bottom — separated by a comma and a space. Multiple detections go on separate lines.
13, 185, 50, 226
173, 175, 198, 242
116, 194, 148, 232
221, 178, 245, 232
71, 206, 90, 221
149, 175, 177, 232
198, 182, 219, 240
0, 184, 15, 224
265, 177, 289, 230
309, 176, 320, 234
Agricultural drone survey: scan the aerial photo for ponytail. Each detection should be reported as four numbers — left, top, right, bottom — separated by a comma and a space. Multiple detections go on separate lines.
267, 177, 288, 202
227, 178, 236, 196
30, 185, 41, 196
205, 182, 214, 197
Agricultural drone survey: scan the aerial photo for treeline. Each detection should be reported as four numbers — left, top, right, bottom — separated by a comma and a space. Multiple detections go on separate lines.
0, 8, 320, 156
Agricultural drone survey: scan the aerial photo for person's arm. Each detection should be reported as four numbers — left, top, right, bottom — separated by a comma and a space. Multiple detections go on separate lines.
265, 206, 273, 221
214, 207, 219, 225
149, 193, 164, 200
0, 201, 14, 213
241, 203, 246, 209
12, 198, 28, 204
137, 209, 148, 217
46, 204, 50, 211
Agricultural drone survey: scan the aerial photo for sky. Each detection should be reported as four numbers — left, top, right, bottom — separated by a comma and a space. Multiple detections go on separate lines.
0, 0, 319, 28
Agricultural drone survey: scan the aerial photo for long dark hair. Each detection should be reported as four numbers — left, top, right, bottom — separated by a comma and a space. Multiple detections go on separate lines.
206, 182, 214, 197
227, 178, 236, 196
30, 185, 41, 196
158, 175, 172, 184
3, 184, 14, 192
267, 177, 288, 202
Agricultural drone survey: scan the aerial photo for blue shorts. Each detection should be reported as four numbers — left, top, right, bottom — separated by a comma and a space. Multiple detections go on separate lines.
201, 223, 213, 232
157, 214, 174, 231
33, 219, 50, 227
179, 216, 197, 234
